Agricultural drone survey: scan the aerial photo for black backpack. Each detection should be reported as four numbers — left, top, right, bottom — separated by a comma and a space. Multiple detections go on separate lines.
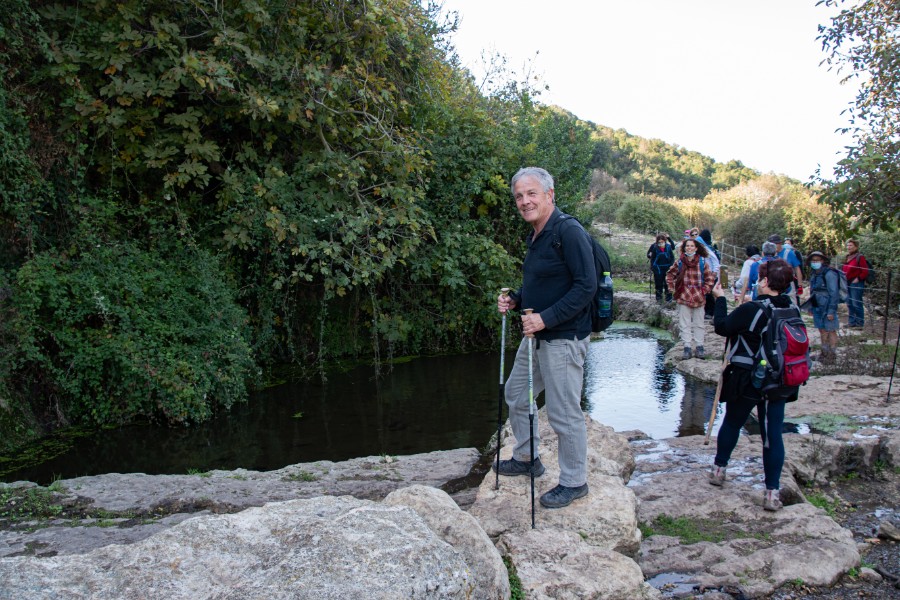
792, 248, 804, 270
551, 214, 614, 333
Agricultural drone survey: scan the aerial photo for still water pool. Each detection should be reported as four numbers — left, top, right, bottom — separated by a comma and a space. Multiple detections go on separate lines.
2, 323, 718, 485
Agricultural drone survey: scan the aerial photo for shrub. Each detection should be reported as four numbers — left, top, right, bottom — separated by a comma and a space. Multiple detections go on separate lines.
615, 195, 688, 236
12, 240, 256, 426
716, 208, 786, 250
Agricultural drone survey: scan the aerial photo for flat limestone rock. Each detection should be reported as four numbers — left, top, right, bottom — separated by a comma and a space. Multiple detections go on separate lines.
0, 448, 479, 559
469, 411, 641, 558
631, 435, 859, 598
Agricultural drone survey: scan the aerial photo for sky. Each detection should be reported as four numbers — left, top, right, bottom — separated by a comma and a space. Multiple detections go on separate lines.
439, 0, 859, 182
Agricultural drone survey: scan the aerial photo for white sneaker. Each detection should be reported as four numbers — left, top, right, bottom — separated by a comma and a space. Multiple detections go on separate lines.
764, 489, 783, 511
709, 465, 726, 487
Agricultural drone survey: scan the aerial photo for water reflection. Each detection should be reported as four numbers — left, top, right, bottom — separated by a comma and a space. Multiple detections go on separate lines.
584, 323, 720, 439
2, 324, 717, 485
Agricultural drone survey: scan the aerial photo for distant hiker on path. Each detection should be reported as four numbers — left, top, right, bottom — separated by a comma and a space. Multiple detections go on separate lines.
842, 239, 869, 328
709, 259, 799, 512
733, 245, 761, 304
805, 250, 840, 364
769, 234, 802, 305
495, 167, 595, 509
741, 241, 778, 301
647, 233, 675, 304
666, 238, 716, 359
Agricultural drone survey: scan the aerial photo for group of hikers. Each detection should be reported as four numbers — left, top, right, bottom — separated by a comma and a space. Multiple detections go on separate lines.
491, 166, 875, 516
651, 230, 872, 364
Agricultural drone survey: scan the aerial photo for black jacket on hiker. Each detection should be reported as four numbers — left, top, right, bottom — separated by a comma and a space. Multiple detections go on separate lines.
647, 241, 675, 303
509, 208, 596, 342
712, 294, 800, 403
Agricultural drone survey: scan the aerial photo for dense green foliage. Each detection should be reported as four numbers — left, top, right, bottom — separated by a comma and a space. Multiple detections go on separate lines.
814, 0, 899, 232
13, 233, 255, 425
0, 0, 547, 437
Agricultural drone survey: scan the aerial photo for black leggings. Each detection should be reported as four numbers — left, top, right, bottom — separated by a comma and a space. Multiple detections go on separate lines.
714, 398, 785, 490
653, 270, 671, 302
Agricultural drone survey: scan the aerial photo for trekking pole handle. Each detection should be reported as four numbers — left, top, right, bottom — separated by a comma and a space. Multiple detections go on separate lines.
523, 308, 534, 338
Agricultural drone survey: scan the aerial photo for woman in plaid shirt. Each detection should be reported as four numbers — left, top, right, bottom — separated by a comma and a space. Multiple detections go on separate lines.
666, 238, 717, 359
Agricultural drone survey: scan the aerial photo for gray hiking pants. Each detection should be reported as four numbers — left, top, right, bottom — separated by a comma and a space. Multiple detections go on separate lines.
504, 335, 590, 487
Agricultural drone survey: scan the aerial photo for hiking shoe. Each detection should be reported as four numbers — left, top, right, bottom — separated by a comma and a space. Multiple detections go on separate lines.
493, 457, 544, 477
763, 489, 783, 512
539, 483, 589, 508
683, 347, 692, 360
695, 346, 705, 359
709, 465, 726, 487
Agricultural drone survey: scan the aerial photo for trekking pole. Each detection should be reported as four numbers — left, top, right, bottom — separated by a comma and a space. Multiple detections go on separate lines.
704, 340, 731, 445
523, 308, 536, 529
887, 314, 899, 403
496, 288, 510, 490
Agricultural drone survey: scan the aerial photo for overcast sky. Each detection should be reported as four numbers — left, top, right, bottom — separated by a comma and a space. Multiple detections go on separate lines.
440, 0, 859, 182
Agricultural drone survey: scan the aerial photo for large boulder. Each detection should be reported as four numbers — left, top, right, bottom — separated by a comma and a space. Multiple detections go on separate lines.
469, 411, 641, 558
0, 494, 488, 600
384, 485, 510, 600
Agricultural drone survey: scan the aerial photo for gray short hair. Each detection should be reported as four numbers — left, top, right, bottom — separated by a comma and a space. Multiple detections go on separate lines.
761, 241, 777, 256
511, 167, 554, 196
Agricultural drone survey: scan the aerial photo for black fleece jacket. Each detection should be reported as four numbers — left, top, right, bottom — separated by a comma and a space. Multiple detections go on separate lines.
713, 293, 793, 368
509, 209, 596, 341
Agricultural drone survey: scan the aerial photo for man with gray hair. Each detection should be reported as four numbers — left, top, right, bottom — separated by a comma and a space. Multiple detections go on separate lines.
740, 241, 778, 301
495, 166, 596, 509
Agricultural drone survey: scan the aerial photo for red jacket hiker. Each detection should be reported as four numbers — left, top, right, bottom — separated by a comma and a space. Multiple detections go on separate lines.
842, 253, 869, 284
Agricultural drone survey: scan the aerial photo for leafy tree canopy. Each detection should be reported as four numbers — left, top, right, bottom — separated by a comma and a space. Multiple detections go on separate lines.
814, 0, 900, 232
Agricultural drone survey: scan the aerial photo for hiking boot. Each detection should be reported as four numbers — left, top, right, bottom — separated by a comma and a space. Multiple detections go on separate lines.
709, 465, 726, 487
695, 346, 705, 359
763, 489, 783, 512
539, 483, 589, 508
493, 457, 544, 477
683, 347, 692, 360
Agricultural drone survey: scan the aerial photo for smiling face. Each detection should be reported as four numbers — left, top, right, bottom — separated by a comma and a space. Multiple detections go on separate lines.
513, 175, 555, 232
683, 240, 697, 253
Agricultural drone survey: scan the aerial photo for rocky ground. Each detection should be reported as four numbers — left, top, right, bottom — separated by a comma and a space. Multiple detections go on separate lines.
631, 289, 900, 600
1, 290, 898, 599
778, 469, 900, 600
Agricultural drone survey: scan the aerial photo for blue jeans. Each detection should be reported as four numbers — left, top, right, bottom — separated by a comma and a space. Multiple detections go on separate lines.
848, 281, 865, 326
505, 335, 590, 487
715, 398, 786, 490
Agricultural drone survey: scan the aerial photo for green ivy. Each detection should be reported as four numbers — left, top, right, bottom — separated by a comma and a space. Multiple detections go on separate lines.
12, 233, 255, 425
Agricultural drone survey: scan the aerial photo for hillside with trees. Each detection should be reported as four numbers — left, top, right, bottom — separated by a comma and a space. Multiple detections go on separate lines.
0, 0, 895, 450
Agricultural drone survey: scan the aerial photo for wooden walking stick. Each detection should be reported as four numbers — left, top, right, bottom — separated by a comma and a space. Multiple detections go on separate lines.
523, 308, 536, 528
496, 288, 510, 490
704, 340, 731, 445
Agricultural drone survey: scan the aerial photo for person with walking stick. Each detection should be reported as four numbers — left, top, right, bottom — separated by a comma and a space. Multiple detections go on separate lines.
708, 259, 799, 511
495, 167, 596, 510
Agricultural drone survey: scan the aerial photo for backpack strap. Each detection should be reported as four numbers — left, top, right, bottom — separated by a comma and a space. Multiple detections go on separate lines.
728, 300, 769, 367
